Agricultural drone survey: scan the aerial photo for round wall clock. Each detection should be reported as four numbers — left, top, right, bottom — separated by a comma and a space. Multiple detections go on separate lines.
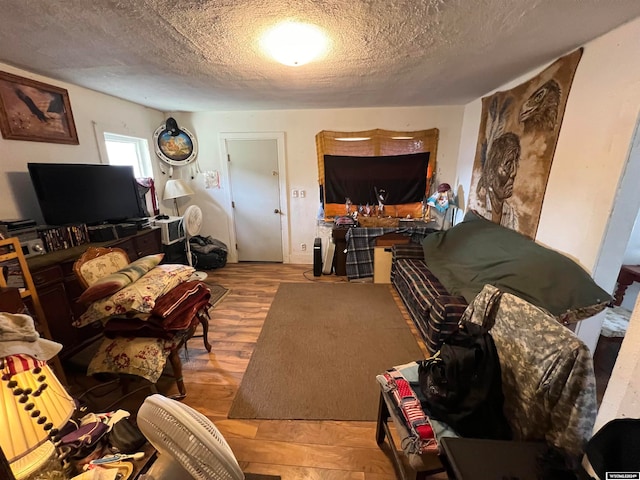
153, 118, 198, 166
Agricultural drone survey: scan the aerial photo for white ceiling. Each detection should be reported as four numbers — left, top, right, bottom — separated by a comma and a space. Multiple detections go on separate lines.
1, 0, 640, 112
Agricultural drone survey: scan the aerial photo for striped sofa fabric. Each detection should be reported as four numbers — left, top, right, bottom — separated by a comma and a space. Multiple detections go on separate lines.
391, 244, 467, 353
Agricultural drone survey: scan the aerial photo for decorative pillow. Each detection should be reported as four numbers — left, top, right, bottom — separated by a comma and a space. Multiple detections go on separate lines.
88, 336, 179, 384
74, 264, 195, 327
78, 253, 165, 304
78, 250, 130, 287
421, 210, 612, 323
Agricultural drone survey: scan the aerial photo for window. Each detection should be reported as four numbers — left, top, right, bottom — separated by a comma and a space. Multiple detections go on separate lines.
315, 128, 439, 219
103, 132, 158, 216
103, 132, 153, 178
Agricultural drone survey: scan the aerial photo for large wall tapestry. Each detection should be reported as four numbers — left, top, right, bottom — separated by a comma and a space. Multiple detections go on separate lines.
468, 48, 582, 238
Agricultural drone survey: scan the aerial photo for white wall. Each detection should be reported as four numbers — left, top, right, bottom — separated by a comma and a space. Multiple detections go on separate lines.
0, 62, 165, 224
620, 212, 640, 311
624, 214, 640, 267
456, 16, 640, 310
0, 64, 464, 264
172, 106, 465, 263
595, 123, 640, 432
455, 16, 640, 427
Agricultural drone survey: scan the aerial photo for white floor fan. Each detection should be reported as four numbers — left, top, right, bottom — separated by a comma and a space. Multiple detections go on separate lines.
182, 205, 208, 281
138, 394, 245, 480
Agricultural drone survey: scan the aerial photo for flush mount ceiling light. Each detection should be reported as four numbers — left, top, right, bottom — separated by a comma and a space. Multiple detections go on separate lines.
261, 22, 328, 66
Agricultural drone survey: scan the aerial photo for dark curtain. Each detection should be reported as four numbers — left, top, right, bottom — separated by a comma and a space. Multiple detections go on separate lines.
324, 152, 429, 205
136, 177, 158, 216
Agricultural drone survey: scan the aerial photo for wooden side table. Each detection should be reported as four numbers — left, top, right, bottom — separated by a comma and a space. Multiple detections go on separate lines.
613, 264, 640, 306
0, 286, 27, 313
373, 234, 411, 284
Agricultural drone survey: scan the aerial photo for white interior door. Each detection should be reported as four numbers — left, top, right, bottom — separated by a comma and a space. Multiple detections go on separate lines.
227, 138, 283, 262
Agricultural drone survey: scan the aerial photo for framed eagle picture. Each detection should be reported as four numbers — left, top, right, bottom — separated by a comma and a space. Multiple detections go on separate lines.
0, 71, 79, 144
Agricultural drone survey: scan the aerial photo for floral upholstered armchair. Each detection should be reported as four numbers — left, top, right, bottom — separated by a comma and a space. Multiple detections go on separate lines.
73, 247, 211, 401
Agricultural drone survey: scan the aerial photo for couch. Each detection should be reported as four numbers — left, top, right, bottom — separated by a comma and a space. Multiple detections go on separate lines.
376, 284, 598, 479
391, 210, 612, 353
391, 243, 467, 353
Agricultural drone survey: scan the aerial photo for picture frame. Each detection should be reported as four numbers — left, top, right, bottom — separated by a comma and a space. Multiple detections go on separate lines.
153, 121, 198, 166
0, 71, 79, 144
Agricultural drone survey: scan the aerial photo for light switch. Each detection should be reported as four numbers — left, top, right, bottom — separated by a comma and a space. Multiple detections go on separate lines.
299, 190, 306, 198
292, 189, 298, 198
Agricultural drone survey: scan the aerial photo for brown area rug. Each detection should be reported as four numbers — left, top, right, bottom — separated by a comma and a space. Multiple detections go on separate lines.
228, 283, 424, 421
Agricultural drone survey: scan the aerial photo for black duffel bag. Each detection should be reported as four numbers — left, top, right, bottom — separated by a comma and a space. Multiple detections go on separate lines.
418, 322, 511, 440
189, 235, 228, 269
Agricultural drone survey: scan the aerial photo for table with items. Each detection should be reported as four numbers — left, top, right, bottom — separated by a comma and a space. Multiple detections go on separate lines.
344, 225, 435, 281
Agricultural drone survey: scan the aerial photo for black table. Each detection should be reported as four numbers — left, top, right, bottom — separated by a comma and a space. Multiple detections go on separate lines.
440, 437, 549, 480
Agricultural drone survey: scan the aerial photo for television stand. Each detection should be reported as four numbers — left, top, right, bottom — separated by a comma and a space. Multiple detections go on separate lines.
126, 217, 152, 229
25, 228, 162, 361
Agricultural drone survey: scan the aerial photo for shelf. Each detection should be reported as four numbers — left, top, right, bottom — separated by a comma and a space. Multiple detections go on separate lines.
0, 236, 67, 385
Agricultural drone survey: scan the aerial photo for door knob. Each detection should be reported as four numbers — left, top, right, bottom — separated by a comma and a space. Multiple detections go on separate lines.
274, 209, 281, 214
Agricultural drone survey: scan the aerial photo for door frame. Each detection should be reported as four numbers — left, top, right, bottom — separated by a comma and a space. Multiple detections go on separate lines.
219, 132, 290, 264
574, 116, 640, 353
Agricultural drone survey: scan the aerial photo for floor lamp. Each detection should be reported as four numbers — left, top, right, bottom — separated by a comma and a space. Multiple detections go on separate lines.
163, 179, 194, 216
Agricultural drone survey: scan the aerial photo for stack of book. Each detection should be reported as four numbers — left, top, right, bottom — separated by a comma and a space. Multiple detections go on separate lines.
38, 224, 90, 252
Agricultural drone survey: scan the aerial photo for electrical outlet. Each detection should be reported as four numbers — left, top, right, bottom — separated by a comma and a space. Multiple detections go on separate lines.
292, 189, 298, 198
300, 243, 307, 251
299, 189, 306, 198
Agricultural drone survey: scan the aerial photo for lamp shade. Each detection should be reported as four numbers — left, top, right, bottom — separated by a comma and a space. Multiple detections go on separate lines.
0, 356, 74, 464
163, 179, 194, 200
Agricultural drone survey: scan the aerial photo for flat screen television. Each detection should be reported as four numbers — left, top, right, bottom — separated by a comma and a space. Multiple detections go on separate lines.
28, 163, 145, 226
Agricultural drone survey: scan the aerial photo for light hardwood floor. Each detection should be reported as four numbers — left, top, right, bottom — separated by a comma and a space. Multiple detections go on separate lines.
66, 263, 435, 480
188, 263, 436, 480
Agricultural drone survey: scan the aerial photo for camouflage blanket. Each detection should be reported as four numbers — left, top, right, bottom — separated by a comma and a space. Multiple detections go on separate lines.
461, 285, 597, 457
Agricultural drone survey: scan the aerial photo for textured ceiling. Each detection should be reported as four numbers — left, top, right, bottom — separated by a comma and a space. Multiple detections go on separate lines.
1, 0, 640, 112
